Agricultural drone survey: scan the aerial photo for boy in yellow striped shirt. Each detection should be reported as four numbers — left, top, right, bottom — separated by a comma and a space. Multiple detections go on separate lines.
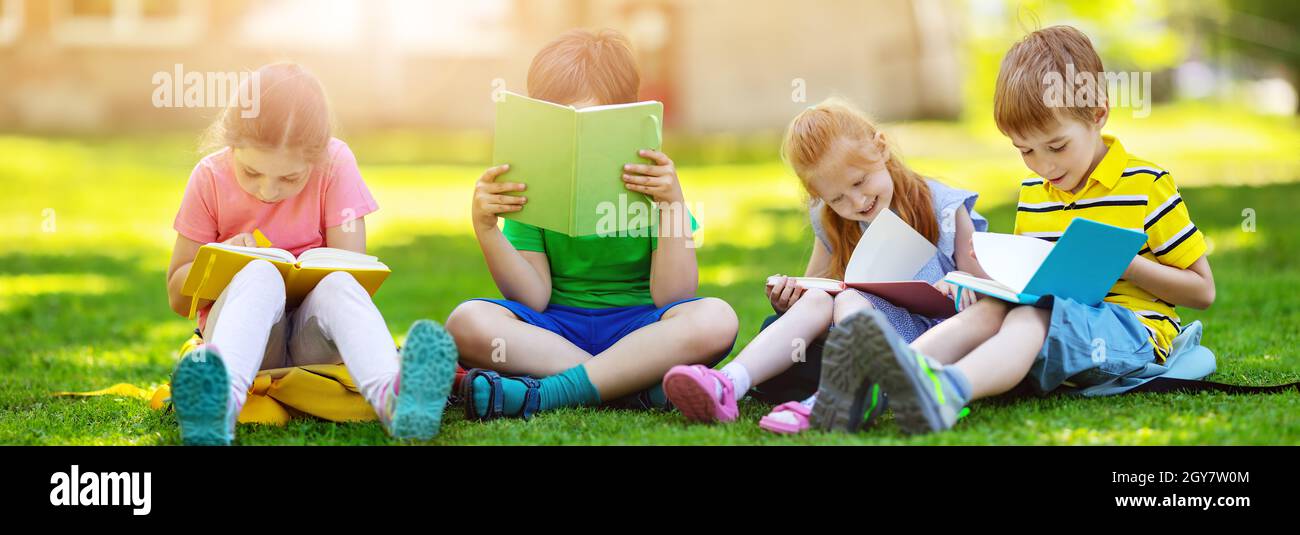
832, 25, 1216, 434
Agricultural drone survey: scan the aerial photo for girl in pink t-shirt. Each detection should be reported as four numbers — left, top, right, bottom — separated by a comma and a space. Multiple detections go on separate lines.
164, 63, 456, 445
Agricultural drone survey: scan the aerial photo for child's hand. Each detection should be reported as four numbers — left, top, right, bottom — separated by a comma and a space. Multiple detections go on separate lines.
472, 164, 527, 233
968, 237, 978, 263
933, 277, 977, 311
623, 149, 684, 204
223, 233, 257, 247
767, 275, 805, 314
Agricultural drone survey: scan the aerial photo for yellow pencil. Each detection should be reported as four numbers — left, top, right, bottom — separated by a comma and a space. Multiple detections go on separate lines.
252, 228, 273, 248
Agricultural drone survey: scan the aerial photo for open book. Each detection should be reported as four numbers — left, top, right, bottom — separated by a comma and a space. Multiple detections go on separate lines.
492, 91, 664, 237
942, 218, 1146, 307
772, 209, 954, 318
181, 244, 391, 319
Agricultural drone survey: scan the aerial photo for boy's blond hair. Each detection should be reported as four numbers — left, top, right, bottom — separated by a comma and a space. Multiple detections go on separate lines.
994, 25, 1106, 137
527, 28, 641, 105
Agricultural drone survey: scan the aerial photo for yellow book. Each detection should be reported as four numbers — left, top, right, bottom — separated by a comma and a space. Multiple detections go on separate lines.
181, 244, 391, 319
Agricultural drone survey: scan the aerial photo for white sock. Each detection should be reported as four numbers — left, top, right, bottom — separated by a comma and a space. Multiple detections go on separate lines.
718, 362, 752, 400
800, 391, 818, 409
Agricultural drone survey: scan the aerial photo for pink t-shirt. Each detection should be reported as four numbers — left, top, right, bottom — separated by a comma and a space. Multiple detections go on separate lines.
173, 137, 378, 327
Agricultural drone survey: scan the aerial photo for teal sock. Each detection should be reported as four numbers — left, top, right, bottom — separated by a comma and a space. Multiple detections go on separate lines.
538, 365, 601, 410
472, 365, 601, 418
644, 383, 668, 408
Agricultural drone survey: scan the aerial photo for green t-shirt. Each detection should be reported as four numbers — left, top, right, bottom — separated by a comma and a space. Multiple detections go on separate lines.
501, 214, 698, 309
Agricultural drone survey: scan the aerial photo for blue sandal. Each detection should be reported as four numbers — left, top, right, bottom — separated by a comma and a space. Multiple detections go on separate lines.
460, 369, 542, 421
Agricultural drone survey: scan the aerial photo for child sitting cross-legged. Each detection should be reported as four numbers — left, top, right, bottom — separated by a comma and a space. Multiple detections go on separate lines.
445, 29, 739, 420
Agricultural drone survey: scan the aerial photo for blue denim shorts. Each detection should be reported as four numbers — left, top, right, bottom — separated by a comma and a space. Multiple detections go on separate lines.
468, 297, 734, 361
1027, 297, 1158, 393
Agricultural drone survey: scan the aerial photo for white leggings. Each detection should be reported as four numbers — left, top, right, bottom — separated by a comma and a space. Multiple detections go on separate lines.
202, 260, 399, 415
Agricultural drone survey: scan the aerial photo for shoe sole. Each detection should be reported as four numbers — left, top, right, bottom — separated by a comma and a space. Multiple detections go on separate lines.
172, 347, 232, 446
390, 319, 459, 440
810, 313, 877, 432
854, 310, 946, 435
662, 370, 722, 423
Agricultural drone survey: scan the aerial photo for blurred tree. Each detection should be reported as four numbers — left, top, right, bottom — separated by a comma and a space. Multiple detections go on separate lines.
1222, 0, 1300, 113
962, 0, 1188, 125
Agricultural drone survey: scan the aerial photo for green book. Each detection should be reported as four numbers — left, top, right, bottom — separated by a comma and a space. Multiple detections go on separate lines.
492, 91, 663, 237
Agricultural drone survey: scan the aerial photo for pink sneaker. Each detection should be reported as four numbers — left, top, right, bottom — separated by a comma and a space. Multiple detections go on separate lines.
662, 364, 738, 423
759, 401, 811, 434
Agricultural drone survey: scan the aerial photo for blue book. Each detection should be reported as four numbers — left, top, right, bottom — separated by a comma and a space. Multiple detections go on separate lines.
942, 218, 1147, 307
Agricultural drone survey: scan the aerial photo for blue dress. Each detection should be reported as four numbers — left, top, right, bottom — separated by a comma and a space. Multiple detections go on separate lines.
809, 179, 988, 342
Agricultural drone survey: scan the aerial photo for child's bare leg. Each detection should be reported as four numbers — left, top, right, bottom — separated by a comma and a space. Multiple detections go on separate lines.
729, 290, 833, 385
911, 298, 1011, 364
583, 298, 738, 401
951, 305, 1049, 400
832, 289, 875, 323
445, 300, 590, 376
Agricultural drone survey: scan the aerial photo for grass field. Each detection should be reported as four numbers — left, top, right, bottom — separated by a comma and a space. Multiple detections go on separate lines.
2, 107, 1298, 445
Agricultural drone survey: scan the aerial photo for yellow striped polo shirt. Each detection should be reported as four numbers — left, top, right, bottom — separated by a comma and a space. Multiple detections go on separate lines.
1013, 135, 1207, 360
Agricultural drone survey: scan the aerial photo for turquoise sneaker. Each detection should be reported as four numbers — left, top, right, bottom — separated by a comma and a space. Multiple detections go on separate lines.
847, 309, 969, 434
381, 319, 459, 440
812, 316, 888, 432
171, 346, 236, 446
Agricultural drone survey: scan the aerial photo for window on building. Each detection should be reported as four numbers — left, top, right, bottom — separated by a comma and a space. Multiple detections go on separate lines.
51, 0, 204, 47
0, 0, 24, 46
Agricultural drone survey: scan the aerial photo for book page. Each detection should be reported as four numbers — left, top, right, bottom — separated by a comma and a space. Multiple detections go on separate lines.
943, 271, 1015, 293
766, 275, 844, 292
296, 247, 379, 264
296, 248, 387, 270
493, 91, 578, 235
942, 272, 1025, 303
970, 232, 1054, 293
574, 100, 663, 237
297, 259, 388, 270
577, 100, 661, 113
206, 243, 295, 263
843, 209, 938, 283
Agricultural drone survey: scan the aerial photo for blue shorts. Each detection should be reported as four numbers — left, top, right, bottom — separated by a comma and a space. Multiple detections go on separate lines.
1027, 297, 1158, 393
469, 297, 734, 363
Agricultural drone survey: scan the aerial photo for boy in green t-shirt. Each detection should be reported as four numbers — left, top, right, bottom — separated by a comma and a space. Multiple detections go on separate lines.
445, 29, 739, 420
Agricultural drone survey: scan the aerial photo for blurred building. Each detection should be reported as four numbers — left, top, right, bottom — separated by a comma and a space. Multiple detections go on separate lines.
0, 0, 963, 133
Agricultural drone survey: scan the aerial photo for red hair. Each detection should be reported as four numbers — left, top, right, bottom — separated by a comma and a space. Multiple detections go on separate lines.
527, 29, 641, 105
782, 98, 938, 280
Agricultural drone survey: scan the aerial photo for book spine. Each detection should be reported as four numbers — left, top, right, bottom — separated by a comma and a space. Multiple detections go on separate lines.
187, 253, 217, 320
569, 111, 579, 236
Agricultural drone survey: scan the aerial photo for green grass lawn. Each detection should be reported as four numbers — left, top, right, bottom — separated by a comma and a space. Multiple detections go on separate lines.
2, 117, 1298, 445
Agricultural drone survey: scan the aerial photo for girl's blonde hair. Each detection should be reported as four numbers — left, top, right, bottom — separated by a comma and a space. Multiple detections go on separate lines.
782, 98, 938, 280
200, 62, 333, 163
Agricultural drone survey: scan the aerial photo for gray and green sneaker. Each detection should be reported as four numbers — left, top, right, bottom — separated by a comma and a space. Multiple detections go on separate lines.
381, 319, 459, 441
847, 309, 969, 435
171, 346, 236, 446
811, 318, 889, 433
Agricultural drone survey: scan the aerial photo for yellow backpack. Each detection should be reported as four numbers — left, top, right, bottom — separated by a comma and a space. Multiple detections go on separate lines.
54, 334, 376, 425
